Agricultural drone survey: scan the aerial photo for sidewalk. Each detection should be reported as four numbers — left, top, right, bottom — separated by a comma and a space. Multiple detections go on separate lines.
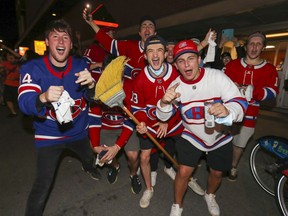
0, 105, 285, 216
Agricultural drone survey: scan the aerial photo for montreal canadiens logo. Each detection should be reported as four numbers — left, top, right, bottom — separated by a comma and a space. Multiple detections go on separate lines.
179, 41, 187, 48
147, 106, 157, 120
103, 112, 124, 125
49, 98, 86, 121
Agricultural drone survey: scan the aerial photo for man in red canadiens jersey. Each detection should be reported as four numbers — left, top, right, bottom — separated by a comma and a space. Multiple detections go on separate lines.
87, 53, 142, 195
225, 31, 279, 181
82, 9, 159, 195
83, 9, 157, 79
131, 35, 183, 208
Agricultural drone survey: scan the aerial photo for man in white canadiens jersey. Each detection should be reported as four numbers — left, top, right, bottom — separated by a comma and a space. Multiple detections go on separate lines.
156, 39, 248, 216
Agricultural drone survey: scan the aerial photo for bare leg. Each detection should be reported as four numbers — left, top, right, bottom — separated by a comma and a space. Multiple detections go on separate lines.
125, 150, 139, 176
207, 168, 222, 194
140, 149, 152, 189
174, 165, 194, 207
6, 101, 17, 114
232, 145, 244, 168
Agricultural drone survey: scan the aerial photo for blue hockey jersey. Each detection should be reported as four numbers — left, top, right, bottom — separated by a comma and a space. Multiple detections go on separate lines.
18, 55, 91, 148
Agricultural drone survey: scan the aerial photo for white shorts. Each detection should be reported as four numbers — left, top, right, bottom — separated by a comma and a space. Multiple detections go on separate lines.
232, 125, 255, 148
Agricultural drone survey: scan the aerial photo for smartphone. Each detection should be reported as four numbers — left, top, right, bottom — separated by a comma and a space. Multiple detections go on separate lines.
222, 28, 234, 41
98, 150, 108, 160
86, 4, 91, 21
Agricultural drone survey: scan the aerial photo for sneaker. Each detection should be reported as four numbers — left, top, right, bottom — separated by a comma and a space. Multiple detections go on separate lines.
82, 166, 101, 180
139, 188, 154, 208
188, 177, 205, 196
170, 203, 183, 216
227, 167, 238, 182
164, 167, 176, 180
130, 175, 142, 194
204, 192, 220, 216
107, 165, 120, 184
151, 171, 157, 187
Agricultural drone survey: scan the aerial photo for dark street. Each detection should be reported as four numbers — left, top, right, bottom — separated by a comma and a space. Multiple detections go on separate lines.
0, 105, 287, 216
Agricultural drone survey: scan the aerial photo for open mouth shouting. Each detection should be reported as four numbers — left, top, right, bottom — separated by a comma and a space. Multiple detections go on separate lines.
152, 58, 161, 69
56, 46, 65, 55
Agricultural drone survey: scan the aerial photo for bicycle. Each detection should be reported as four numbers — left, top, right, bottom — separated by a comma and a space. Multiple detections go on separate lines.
249, 135, 288, 215
276, 167, 288, 216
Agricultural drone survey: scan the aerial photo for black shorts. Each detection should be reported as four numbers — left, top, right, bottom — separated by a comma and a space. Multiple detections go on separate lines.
175, 137, 232, 172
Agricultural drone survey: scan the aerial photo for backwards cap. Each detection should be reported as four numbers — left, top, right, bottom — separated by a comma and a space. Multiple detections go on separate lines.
144, 35, 167, 52
139, 15, 156, 27
166, 39, 177, 46
173, 40, 198, 61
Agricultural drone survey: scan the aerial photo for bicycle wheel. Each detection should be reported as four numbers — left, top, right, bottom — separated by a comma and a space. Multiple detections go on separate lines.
250, 143, 279, 196
276, 175, 288, 216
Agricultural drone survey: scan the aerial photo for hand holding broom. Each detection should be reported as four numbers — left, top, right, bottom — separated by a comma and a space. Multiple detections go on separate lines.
94, 56, 178, 168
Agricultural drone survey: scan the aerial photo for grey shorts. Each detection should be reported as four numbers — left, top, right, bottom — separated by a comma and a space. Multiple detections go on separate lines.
100, 129, 140, 151
232, 125, 255, 148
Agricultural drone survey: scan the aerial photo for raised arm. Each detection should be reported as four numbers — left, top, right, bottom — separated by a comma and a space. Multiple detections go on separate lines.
198, 28, 217, 51
82, 7, 100, 33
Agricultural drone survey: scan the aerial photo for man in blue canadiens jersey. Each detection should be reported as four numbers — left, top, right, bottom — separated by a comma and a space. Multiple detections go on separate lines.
18, 19, 101, 216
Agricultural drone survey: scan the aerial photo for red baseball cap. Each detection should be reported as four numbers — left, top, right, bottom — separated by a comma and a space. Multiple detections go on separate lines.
173, 40, 198, 62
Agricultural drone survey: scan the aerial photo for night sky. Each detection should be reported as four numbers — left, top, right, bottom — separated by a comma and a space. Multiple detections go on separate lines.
0, 0, 19, 46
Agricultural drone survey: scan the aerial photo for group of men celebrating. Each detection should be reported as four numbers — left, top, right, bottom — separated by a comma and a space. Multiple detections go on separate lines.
18, 6, 279, 216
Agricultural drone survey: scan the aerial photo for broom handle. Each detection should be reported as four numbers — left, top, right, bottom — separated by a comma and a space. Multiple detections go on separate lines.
122, 106, 179, 168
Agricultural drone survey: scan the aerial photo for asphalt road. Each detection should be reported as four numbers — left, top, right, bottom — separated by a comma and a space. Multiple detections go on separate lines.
1, 105, 287, 216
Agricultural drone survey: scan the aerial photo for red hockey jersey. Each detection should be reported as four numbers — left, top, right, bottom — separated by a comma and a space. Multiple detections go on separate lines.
95, 29, 145, 80
225, 58, 279, 128
131, 63, 183, 137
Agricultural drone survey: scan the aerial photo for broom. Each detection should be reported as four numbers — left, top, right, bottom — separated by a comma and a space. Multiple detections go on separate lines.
94, 56, 178, 168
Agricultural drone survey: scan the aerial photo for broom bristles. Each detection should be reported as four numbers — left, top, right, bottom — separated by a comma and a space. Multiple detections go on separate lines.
101, 88, 126, 108
95, 56, 129, 105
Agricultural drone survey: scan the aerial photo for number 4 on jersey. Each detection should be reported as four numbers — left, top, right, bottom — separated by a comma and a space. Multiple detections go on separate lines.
22, 73, 33, 84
